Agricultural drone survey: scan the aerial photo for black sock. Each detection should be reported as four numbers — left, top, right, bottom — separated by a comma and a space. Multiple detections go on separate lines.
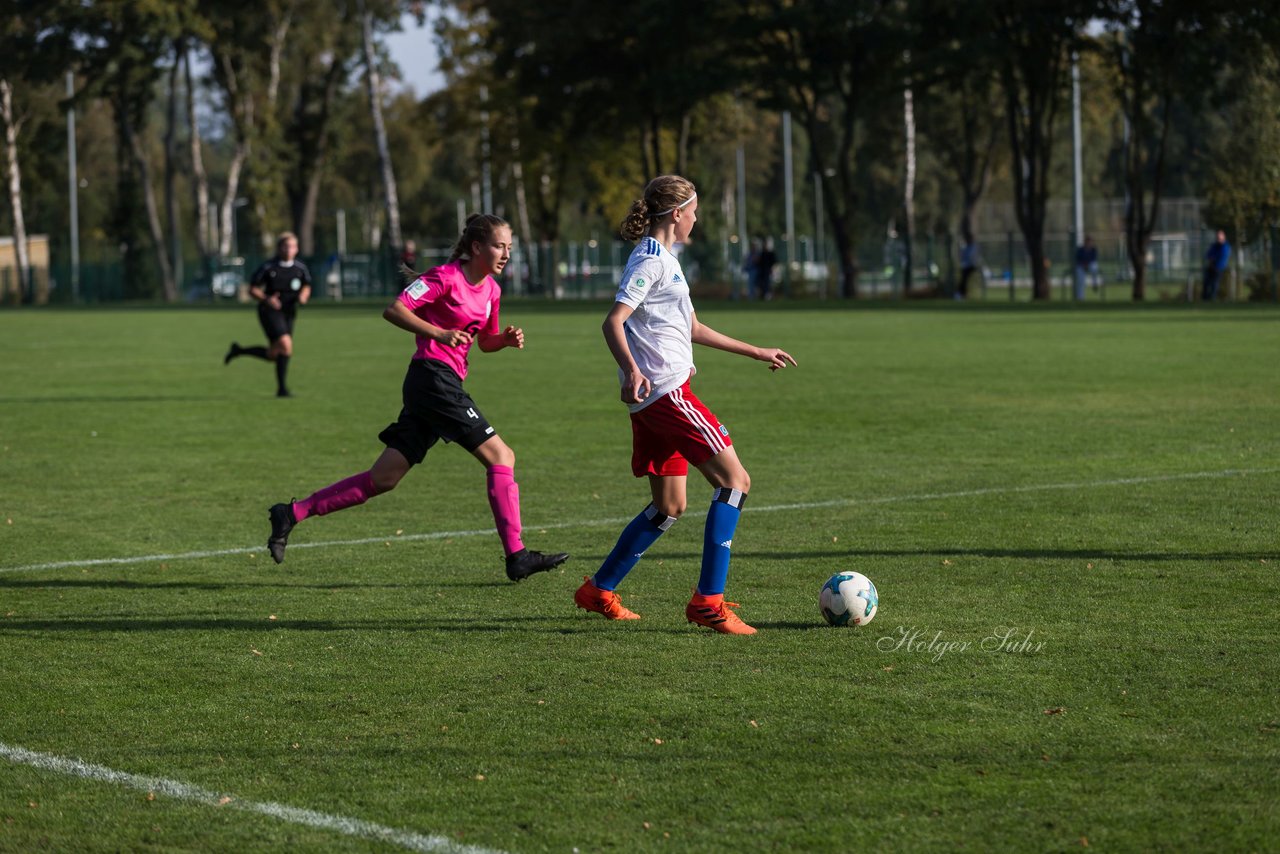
275, 355, 290, 393
240, 346, 270, 361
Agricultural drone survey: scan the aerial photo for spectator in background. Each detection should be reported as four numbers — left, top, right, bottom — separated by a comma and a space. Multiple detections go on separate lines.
1074, 235, 1100, 301
958, 238, 979, 300
742, 237, 761, 300
756, 237, 778, 301
1202, 230, 1231, 302
400, 239, 417, 271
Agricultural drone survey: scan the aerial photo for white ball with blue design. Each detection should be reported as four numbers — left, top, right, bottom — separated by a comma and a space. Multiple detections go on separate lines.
819, 571, 879, 627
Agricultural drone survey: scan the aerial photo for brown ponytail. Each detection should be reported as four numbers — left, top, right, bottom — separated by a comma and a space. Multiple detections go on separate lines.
618, 175, 697, 241
449, 213, 510, 263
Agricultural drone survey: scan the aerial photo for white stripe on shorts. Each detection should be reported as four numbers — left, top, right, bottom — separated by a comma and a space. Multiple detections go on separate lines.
670, 387, 726, 454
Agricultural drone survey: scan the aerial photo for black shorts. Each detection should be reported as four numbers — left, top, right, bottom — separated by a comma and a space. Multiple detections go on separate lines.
377, 359, 495, 464
258, 306, 296, 342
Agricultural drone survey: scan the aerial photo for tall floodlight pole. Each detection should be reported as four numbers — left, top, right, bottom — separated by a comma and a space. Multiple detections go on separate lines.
814, 172, 824, 265
480, 86, 493, 213
782, 110, 795, 294
66, 71, 80, 302
1071, 51, 1084, 299
735, 141, 747, 300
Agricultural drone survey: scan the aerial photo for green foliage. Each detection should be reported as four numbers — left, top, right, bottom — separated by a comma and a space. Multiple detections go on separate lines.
1203, 50, 1280, 246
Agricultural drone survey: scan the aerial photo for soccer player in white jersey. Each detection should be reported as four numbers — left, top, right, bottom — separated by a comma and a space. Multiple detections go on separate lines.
574, 175, 797, 634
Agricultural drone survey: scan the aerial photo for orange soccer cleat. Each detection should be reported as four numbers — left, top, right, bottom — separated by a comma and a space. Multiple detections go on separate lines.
574, 577, 641, 620
685, 592, 756, 635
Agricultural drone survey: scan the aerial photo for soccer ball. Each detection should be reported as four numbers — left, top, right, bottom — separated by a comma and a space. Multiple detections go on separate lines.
820, 572, 879, 627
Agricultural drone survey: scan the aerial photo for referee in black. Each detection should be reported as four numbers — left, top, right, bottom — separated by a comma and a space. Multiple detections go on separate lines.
225, 231, 312, 397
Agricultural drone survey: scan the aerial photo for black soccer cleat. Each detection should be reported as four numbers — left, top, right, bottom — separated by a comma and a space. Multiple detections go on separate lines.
224, 342, 241, 365
505, 548, 569, 582
267, 502, 297, 564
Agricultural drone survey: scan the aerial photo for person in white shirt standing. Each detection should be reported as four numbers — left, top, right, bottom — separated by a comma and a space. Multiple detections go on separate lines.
574, 175, 797, 635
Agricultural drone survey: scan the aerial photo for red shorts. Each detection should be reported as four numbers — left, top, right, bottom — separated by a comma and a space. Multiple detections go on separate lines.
630, 380, 732, 477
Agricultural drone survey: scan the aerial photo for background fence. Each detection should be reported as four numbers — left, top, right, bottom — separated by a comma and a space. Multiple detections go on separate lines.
16, 198, 1280, 305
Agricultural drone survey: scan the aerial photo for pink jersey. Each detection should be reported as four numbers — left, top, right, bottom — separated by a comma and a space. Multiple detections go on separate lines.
397, 261, 502, 380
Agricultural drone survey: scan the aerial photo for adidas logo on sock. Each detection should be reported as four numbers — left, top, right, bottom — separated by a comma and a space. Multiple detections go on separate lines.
719, 539, 733, 549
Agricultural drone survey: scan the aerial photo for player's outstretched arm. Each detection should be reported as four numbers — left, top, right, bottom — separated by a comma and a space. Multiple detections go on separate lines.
478, 326, 523, 352
603, 302, 652, 403
690, 312, 797, 371
382, 299, 472, 348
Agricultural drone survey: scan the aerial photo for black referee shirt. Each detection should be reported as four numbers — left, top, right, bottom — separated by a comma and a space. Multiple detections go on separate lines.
250, 259, 312, 311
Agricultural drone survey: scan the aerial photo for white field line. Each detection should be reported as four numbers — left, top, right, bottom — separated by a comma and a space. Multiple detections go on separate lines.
2, 467, 1276, 576
0, 741, 505, 854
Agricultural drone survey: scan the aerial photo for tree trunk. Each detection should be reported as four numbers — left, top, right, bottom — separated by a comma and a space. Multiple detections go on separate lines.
649, 113, 663, 176
121, 105, 177, 302
511, 134, 534, 291
829, 212, 858, 299
184, 43, 212, 281
807, 115, 858, 298
0, 78, 31, 304
960, 193, 979, 247
359, 0, 402, 254
677, 111, 691, 176
164, 54, 182, 293
218, 143, 247, 258
290, 54, 343, 256
902, 76, 916, 296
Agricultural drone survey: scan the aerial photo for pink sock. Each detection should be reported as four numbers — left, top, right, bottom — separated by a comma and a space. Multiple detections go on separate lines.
293, 471, 378, 522
486, 465, 524, 556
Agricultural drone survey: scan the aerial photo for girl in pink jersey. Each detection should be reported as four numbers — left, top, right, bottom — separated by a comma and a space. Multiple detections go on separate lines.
266, 214, 568, 582
574, 176, 796, 634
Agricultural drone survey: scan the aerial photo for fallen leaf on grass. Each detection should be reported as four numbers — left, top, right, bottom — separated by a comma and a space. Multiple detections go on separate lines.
268, 614, 278, 621
1080, 837, 1089, 847
27, 802, 37, 809
941, 559, 952, 566
218, 797, 232, 806
395, 529, 404, 535
642, 822, 652, 830
251, 649, 263, 656
1086, 562, 1094, 569
474, 774, 486, 781
749, 720, 759, 728
1041, 754, 1051, 762
1043, 707, 1066, 716
882, 665, 894, 672
651, 738, 664, 745
146, 792, 156, 802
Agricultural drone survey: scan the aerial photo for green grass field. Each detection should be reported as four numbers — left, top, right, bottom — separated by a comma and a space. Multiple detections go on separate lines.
2, 301, 1278, 852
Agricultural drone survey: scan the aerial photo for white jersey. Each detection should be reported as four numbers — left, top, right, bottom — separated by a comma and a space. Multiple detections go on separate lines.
614, 236, 695, 412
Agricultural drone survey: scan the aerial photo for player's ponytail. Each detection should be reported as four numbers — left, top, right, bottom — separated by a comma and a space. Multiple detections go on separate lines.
618, 175, 697, 242
449, 213, 510, 263
620, 198, 652, 241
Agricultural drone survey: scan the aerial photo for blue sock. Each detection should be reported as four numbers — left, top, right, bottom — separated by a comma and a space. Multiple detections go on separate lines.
593, 504, 677, 591
698, 488, 747, 596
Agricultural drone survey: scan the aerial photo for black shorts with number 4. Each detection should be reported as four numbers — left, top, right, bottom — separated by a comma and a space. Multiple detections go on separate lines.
377, 359, 495, 464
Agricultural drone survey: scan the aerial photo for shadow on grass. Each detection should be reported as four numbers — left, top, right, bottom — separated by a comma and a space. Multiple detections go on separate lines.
0, 614, 749, 636
741, 547, 1274, 563
748, 620, 835, 631
0, 395, 231, 404
0, 578, 511, 592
